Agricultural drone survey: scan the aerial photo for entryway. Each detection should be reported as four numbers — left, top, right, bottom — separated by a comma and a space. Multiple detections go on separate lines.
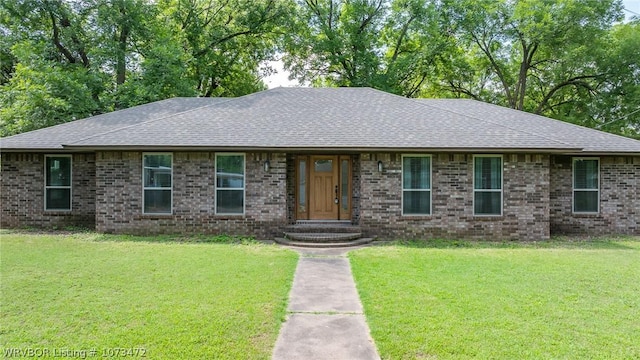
295, 155, 351, 221
281, 154, 372, 247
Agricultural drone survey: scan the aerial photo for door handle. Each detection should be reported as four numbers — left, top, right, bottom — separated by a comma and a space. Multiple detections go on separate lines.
334, 185, 339, 204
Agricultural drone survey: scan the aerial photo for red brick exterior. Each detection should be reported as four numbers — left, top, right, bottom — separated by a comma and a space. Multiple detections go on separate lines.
358, 153, 550, 240
550, 155, 640, 235
0, 152, 95, 229
94, 151, 288, 238
2, 151, 638, 239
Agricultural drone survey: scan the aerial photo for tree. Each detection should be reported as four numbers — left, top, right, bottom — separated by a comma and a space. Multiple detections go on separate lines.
0, 0, 291, 136
161, 0, 292, 97
586, 21, 640, 137
284, 0, 385, 87
0, 6, 16, 85
0, 50, 102, 136
432, 0, 623, 114
283, 0, 448, 96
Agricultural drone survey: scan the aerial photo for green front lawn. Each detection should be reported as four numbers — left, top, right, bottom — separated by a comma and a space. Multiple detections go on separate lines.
1, 232, 298, 359
351, 238, 640, 359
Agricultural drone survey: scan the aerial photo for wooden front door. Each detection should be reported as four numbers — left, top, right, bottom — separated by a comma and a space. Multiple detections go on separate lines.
309, 155, 339, 220
296, 155, 351, 220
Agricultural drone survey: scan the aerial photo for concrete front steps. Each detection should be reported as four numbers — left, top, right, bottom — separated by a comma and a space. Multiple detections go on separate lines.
274, 221, 375, 248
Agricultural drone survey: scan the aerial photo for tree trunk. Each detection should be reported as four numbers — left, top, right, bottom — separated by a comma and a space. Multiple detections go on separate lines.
116, 6, 130, 86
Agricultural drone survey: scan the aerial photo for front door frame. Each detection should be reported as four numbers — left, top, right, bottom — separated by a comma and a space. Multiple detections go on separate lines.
295, 155, 352, 221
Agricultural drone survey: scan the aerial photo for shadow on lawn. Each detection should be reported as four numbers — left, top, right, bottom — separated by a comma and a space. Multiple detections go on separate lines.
380, 236, 640, 250
92, 233, 261, 244
0, 228, 261, 245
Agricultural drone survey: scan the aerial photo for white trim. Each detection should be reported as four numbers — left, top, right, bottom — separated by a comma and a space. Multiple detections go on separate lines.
215, 153, 246, 215
473, 154, 503, 216
401, 154, 432, 216
142, 152, 173, 215
44, 154, 72, 211
572, 157, 600, 214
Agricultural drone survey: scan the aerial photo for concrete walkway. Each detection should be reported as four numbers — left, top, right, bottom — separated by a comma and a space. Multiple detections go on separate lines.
272, 247, 380, 360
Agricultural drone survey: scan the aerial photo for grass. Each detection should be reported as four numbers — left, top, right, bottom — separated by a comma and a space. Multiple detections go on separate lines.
1, 231, 298, 359
350, 237, 640, 359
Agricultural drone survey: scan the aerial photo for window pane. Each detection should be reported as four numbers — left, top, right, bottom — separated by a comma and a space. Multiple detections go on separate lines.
144, 154, 172, 188
217, 190, 244, 214
217, 155, 245, 188
144, 167, 172, 188
474, 192, 501, 215
144, 189, 171, 213
144, 154, 171, 168
403, 191, 431, 215
574, 159, 598, 189
46, 188, 71, 210
46, 157, 71, 186
474, 157, 502, 190
403, 157, 430, 190
341, 159, 349, 211
574, 191, 598, 212
298, 160, 306, 212
314, 159, 333, 172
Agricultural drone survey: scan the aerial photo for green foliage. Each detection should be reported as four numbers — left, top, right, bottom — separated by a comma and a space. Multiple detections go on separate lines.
283, 0, 448, 96
588, 21, 640, 137
0, 0, 288, 136
0, 59, 101, 136
428, 0, 639, 137
0, 0, 637, 138
159, 0, 291, 97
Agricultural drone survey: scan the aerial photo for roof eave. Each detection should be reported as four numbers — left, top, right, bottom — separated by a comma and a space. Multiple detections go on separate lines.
559, 151, 640, 157
57, 144, 584, 154
0, 147, 84, 153
5, 146, 637, 157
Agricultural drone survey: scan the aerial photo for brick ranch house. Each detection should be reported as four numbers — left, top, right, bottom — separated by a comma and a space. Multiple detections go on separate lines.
1, 87, 639, 241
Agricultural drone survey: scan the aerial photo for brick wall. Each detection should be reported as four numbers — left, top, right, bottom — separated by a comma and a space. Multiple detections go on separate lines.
0, 152, 96, 229
358, 153, 550, 240
95, 151, 287, 238
3, 150, 637, 239
550, 156, 640, 235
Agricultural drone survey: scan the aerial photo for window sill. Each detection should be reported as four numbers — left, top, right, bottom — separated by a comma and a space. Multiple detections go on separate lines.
473, 215, 504, 221
140, 213, 173, 218
214, 214, 246, 219
572, 212, 600, 217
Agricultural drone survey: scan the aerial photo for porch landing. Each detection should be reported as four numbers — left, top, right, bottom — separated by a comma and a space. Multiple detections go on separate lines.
275, 221, 375, 248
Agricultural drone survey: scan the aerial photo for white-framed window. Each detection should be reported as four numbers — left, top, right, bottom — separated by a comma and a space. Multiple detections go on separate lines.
573, 158, 599, 213
402, 155, 432, 215
473, 155, 502, 216
45, 155, 72, 211
215, 153, 245, 215
143, 153, 172, 214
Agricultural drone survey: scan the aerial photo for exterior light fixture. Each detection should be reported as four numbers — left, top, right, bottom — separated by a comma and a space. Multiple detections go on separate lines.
377, 160, 384, 172
264, 159, 271, 172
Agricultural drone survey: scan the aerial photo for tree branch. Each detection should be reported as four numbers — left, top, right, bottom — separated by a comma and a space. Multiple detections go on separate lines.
471, 32, 514, 107
535, 75, 602, 114
389, 15, 415, 66
48, 10, 77, 64
444, 80, 481, 100
358, 0, 384, 34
